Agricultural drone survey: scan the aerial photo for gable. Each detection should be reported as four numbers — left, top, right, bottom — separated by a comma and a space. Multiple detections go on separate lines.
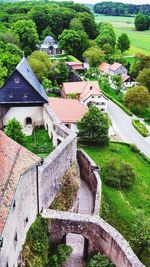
0, 70, 48, 104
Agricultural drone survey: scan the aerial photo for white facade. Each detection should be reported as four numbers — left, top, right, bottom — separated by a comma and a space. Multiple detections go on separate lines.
0, 166, 38, 267
82, 95, 107, 113
109, 65, 128, 76
3, 106, 44, 128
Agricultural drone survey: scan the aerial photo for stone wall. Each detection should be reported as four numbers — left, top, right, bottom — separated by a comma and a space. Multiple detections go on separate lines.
77, 150, 101, 215
39, 104, 77, 210
42, 209, 144, 267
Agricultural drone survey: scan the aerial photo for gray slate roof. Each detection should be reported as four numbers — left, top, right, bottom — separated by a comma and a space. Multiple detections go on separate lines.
44, 36, 55, 43
16, 57, 48, 102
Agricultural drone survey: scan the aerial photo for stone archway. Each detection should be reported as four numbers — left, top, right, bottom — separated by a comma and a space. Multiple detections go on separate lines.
26, 117, 32, 126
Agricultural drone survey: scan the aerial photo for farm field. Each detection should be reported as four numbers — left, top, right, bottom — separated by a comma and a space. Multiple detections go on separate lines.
82, 142, 150, 266
95, 14, 150, 56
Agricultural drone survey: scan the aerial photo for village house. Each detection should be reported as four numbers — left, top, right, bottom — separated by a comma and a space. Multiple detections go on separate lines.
0, 131, 41, 267
0, 57, 48, 135
49, 97, 88, 132
61, 81, 107, 113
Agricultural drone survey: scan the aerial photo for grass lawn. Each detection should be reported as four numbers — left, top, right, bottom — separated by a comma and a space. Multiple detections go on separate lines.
24, 127, 53, 159
95, 14, 150, 56
82, 142, 150, 265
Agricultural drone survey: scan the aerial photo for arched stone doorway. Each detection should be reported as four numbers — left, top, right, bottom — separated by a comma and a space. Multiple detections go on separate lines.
26, 117, 32, 126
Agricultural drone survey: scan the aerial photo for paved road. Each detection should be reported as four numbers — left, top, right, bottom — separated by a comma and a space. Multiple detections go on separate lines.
107, 100, 150, 159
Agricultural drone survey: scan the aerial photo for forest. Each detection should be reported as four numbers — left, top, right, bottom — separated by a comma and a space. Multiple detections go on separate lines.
94, 1, 150, 16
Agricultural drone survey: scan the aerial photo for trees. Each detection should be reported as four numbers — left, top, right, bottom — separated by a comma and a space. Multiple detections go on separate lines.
77, 12, 98, 39
59, 29, 89, 59
4, 118, 24, 145
83, 46, 105, 68
117, 33, 130, 53
49, 60, 69, 85
29, 51, 51, 82
96, 23, 116, 50
137, 68, 150, 92
124, 86, 150, 113
87, 252, 114, 267
112, 74, 123, 94
131, 54, 150, 78
77, 106, 109, 145
135, 14, 150, 31
12, 19, 39, 55
0, 62, 7, 87
69, 18, 84, 32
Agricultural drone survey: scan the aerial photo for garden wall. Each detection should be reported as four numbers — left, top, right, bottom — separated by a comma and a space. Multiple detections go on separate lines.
42, 209, 144, 267
39, 104, 77, 210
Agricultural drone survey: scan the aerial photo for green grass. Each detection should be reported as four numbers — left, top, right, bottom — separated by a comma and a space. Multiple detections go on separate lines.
132, 119, 149, 137
95, 14, 150, 56
66, 55, 81, 62
24, 127, 53, 159
82, 143, 150, 265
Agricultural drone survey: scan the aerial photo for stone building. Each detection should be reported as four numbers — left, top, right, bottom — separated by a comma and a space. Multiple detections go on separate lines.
0, 57, 48, 134
61, 81, 107, 113
0, 131, 41, 267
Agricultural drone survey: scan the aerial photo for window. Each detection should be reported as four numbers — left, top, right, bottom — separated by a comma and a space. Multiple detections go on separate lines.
12, 201, 16, 210
24, 217, 29, 227
9, 93, 13, 99
14, 78, 20, 84
23, 93, 28, 98
14, 232, 18, 249
6, 262, 9, 267
98, 96, 101, 98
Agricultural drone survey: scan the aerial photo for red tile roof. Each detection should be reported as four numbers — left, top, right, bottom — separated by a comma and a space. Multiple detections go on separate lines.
62, 81, 102, 101
0, 131, 41, 235
67, 62, 84, 70
49, 98, 88, 123
99, 62, 110, 73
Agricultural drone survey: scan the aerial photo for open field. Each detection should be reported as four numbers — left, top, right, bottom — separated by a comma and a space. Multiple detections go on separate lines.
82, 142, 150, 266
95, 14, 150, 56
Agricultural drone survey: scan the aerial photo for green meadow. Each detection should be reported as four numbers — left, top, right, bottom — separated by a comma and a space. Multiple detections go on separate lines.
95, 14, 150, 56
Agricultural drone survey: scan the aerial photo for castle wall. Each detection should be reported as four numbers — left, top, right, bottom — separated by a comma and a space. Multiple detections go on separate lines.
42, 209, 144, 267
0, 166, 38, 267
39, 104, 77, 210
77, 150, 101, 215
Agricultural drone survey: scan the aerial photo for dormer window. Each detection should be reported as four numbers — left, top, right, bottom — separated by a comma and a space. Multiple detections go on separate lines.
14, 78, 20, 84
23, 93, 28, 98
9, 93, 13, 99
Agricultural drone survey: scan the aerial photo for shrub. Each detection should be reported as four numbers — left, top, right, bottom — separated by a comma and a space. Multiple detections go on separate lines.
4, 118, 25, 144
102, 160, 135, 190
87, 252, 114, 267
130, 144, 140, 153
132, 119, 149, 137
49, 244, 72, 267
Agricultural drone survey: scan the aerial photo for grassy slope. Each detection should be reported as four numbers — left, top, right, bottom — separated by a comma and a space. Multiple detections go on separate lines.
95, 14, 150, 56
83, 143, 150, 264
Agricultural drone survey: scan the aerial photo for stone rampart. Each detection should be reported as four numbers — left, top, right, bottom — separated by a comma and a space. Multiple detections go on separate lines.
77, 149, 101, 215
39, 104, 77, 210
42, 209, 144, 267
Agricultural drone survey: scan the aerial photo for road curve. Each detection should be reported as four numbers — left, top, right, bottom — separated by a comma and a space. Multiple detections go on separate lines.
107, 100, 150, 159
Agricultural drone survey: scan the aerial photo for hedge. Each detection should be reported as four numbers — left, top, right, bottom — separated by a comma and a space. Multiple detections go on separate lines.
101, 90, 132, 116
132, 119, 149, 137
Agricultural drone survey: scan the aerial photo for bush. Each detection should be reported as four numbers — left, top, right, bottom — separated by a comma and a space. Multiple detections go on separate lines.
102, 160, 135, 190
49, 244, 72, 267
132, 119, 149, 137
87, 252, 114, 267
130, 144, 140, 153
4, 118, 25, 144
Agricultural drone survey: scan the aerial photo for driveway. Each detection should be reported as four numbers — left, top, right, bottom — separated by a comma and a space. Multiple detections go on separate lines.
107, 100, 150, 159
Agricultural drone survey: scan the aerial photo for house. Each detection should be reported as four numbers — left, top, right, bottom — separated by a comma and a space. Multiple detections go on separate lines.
66, 61, 85, 72
0, 131, 41, 267
61, 81, 107, 113
49, 98, 88, 132
99, 61, 130, 84
40, 35, 63, 56
0, 57, 48, 134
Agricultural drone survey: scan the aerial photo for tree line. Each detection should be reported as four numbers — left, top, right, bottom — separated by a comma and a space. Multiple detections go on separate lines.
94, 2, 150, 16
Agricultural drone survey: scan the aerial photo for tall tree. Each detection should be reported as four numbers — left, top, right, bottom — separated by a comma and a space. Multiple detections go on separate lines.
59, 29, 89, 59
77, 12, 98, 39
137, 68, 150, 92
83, 46, 105, 68
12, 19, 39, 55
135, 14, 149, 31
77, 106, 109, 145
117, 33, 130, 53
0, 62, 7, 87
124, 86, 150, 113
112, 74, 123, 94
